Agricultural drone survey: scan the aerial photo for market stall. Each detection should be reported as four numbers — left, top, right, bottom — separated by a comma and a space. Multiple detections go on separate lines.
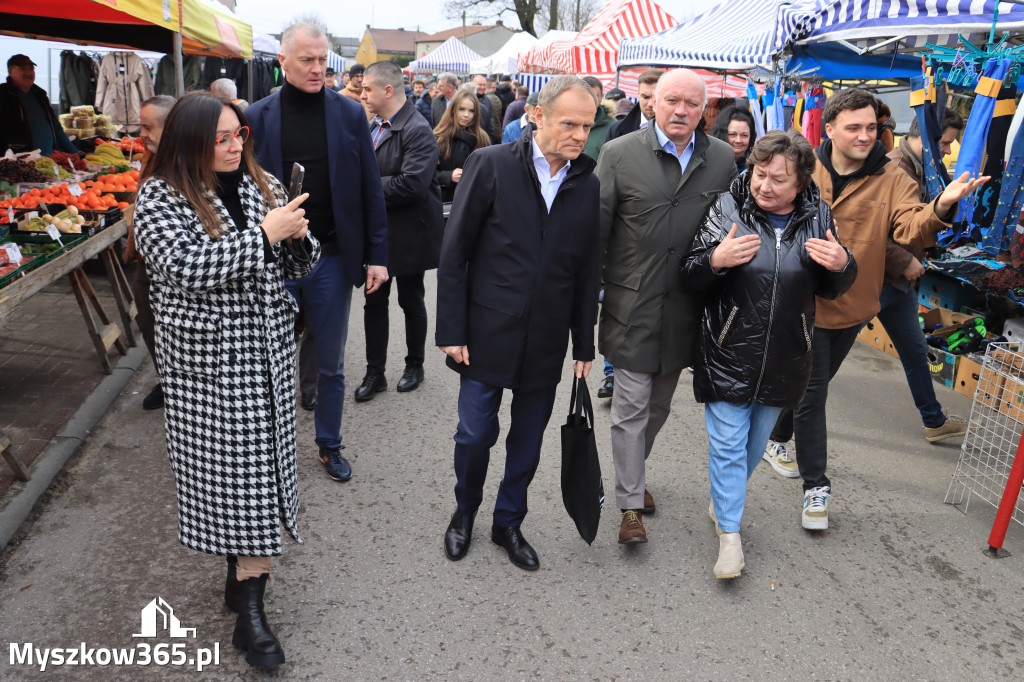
408, 36, 484, 74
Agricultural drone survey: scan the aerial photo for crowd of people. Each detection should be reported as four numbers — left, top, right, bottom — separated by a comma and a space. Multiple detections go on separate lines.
17, 16, 982, 668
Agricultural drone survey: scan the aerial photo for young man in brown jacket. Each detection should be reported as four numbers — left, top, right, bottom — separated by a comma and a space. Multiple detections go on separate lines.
765, 88, 987, 531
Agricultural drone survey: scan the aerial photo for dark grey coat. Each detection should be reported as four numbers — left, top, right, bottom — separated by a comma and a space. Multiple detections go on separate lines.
596, 126, 736, 374
372, 99, 443, 276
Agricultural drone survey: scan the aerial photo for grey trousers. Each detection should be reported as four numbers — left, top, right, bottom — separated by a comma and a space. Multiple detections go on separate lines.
610, 367, 682, 510
298, 310, 317, 395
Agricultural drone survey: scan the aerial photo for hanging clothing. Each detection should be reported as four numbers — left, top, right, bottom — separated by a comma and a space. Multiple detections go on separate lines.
910, 72, 950, 206
96, 52, 155, 133
1005, 98, 1024, 160
153, 54, 202, 96
791, 96, 804, 135
201, 58, 248, 98
58, 51, 98, 114
801, 87, 825, 147
746, 82, 765, 139
973, 81, 1017, 231
986, 122, 1024, 258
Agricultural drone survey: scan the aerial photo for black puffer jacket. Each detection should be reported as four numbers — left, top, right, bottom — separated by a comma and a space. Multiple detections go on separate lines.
681, 175, 857, 409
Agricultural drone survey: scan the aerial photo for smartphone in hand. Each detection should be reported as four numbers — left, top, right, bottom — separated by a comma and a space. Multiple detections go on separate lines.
288, 163, 305, 202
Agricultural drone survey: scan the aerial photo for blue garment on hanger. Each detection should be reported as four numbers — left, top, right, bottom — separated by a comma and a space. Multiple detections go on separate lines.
911, 74, 947, 204
954, 58, 1011, 225
747, 82, 765, 139
983, 120, 1024, 254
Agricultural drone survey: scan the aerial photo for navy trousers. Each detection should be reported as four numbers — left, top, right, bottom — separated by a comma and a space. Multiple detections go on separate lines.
453, 376, 558, 527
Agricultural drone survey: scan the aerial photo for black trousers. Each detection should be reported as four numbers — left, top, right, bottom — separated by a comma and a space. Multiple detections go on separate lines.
363, 272, 427, 371
132, 261, 159, 376
770, 323, 863, 492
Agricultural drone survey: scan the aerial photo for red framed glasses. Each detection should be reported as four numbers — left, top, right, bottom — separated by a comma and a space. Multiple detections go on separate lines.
215, 126, 249, 150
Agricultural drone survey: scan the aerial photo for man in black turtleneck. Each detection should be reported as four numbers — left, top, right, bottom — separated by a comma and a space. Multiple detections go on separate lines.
247, 21, 389, 484
762, 88, 987, 534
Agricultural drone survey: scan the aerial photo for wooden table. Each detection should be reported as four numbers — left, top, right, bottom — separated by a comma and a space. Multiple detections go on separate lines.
0, 220, 137, 480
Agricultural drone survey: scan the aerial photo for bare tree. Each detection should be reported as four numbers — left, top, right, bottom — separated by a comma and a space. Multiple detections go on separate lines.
444, 0, 542, 37
538, 0, 599, 32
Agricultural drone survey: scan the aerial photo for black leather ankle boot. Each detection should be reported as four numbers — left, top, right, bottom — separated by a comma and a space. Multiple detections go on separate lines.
224, 556, 241, 613
231, 574, 285, 667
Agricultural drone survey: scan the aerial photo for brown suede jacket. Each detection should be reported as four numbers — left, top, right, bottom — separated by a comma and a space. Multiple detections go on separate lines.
813, 141, 951, 330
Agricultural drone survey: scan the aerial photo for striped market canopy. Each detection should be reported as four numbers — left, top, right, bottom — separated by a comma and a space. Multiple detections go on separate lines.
545, 0, 679, 74
327, 52, 346, 76
516, 30, 577, 73
619, 0, 826, 71
515, 69, 753, 100
797, 0, 1024, 52
408, 36, 483, 74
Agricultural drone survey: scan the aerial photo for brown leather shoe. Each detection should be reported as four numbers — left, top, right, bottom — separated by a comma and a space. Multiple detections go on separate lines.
642, 488, 655, 514
618, 510, 648, 544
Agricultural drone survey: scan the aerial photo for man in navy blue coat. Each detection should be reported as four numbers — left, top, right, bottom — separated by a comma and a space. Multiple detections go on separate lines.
436, 75, 601, 571
247, 21, 389, 483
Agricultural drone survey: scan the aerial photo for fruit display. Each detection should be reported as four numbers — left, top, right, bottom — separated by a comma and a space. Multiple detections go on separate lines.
62, 105, 103, 139
83, 143, 127, 167
50, 151, 87, 171
0, 159, 46, 184
19, 242, 63, 256
0, 174, 136, 212
20, 206, 86, 234
96, 136, 146, 154
34, 158, 72, 180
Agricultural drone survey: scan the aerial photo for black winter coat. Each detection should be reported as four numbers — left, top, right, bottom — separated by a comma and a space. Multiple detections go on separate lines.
373, 100, 444, 276
436, 133, 601, 391
437, 130, 482, 203
681, 176, 857, 409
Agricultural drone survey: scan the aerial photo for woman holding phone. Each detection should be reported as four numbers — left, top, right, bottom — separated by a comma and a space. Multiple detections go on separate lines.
133, 91, 319, 667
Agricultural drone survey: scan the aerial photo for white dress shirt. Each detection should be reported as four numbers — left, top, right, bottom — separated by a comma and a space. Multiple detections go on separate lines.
531, 134, 571, 213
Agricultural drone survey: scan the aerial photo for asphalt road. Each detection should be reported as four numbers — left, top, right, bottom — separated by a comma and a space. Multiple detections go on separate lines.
2, 275, 1023, 680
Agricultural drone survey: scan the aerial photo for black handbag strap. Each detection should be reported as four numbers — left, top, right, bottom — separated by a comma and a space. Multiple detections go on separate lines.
570, 376, 595, 429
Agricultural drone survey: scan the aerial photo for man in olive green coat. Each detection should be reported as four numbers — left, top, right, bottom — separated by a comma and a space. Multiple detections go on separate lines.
596, 69, 736, 545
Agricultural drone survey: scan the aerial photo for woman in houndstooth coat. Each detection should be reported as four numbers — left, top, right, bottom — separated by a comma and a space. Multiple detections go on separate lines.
133, 92, 319, 667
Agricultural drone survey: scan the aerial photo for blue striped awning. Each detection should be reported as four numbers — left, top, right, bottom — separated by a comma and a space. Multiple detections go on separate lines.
327, 51, 346, 75
409, 36, 484, 74
797, 0, 1024, 52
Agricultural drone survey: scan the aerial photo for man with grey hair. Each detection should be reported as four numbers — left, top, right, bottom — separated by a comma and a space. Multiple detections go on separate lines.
355, 60, 442, 398
597, 69, 735, 545
210, 77, 248, 109
431, 72, 460, 127
437, 75, 600, 571
247, 20, 389, 485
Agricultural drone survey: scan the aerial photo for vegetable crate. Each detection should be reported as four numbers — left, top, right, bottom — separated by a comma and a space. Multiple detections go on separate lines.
945, 342, 1024, 556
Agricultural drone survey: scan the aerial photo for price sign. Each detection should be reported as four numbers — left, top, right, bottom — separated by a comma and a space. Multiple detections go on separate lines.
6, 207, 13, 223
44, 222, 64, 246
68, 183, 84, 197
3, 242, 22, 264
36, 198, 49, 212
130, 160, 142, 171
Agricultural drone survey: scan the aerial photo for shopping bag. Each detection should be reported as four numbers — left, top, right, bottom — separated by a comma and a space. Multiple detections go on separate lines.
560, 376, 605, 544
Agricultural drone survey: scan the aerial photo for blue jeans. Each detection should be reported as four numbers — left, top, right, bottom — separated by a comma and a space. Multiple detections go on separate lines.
452, 377, 558, 527
877, 283, 945, 429
706, 401, 784, 533
603, 358, 614, 378
285, 254, 353, 450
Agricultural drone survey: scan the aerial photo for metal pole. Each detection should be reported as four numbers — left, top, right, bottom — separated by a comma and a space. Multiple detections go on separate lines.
174, 33, 185, 97
247, 59, 254, 103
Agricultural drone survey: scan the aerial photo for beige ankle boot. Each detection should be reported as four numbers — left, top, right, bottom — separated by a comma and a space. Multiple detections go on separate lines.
714, 532, 744, 579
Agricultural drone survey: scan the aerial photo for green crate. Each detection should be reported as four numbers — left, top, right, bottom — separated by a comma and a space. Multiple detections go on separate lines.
0, 253, 45, 289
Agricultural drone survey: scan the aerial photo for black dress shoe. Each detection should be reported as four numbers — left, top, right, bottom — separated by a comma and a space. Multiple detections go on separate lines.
300, 390, 316, 411
444, 508, 476, 561
396, 366, 424, 392
597, 376, 614, 399
491, 524, 539, 571
142, 383, 164, 410
354, 368, 387, 402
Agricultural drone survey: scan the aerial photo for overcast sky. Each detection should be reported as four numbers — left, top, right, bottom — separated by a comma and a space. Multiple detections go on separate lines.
233, 0, 722, 39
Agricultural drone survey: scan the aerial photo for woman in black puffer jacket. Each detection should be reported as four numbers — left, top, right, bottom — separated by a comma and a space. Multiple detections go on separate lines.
681, 130, 857, 580
434, 89, 491, 203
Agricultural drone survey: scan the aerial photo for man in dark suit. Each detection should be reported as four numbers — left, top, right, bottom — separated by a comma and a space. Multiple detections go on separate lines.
247, 21, 389, 483
436, 75, 601, 571
430, 73, 459, 128
605, 68, 662, 143
356, 61, 443, 400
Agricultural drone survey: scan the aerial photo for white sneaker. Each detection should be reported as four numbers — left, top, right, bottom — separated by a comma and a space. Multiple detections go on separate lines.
802, 486, 831, 530
763, 440, 800, 478
714, 532, 744, 579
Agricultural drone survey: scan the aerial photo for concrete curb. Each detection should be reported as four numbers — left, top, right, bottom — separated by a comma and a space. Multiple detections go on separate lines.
0, 345, 149, 553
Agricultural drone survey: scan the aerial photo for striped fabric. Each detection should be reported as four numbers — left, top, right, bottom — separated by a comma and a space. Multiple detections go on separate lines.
514, 69, 752, 99
547, 0, 678, 74
798, 0, 1024, 51
327, 51, 346, 76
408, 36, 484, 74
516, 30, 578, 72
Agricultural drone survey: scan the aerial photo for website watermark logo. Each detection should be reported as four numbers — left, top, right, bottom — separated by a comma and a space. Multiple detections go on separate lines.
9, 597, 220, 672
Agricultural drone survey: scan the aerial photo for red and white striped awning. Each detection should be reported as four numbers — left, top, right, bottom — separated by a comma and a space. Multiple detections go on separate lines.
550, 0, 678, 74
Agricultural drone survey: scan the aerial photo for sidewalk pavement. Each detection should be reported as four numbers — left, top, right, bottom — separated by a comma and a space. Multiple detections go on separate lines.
1, 273, 1023, 679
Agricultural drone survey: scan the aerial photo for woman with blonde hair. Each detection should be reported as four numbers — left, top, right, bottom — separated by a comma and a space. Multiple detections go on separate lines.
434, 88, 490, 203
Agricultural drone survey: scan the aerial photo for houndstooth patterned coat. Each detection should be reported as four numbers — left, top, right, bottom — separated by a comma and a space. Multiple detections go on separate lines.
134, 172, 320, 557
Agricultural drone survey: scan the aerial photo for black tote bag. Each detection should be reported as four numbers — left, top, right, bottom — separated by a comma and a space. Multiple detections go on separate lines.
560, 376, 605, 544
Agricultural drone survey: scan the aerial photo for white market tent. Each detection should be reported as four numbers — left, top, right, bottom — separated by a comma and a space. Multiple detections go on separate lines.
470, 32, 539, 75
408, 36, 483, 74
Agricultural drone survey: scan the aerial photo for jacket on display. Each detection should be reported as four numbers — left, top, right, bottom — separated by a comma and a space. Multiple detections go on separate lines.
682, 176, 857, 409
59, 51, 98, 113
154, 54, 202, 96
133, 172, 321, 556
96, 52, 155, 132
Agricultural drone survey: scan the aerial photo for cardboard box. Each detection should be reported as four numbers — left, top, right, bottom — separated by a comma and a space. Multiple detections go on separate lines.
954, 355, 1002, 408
999, 375, 1024, 423
918, 271, 978, 311
857, 317, 891, 353
921, 307, 972, 332
927, 349, 959, 388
